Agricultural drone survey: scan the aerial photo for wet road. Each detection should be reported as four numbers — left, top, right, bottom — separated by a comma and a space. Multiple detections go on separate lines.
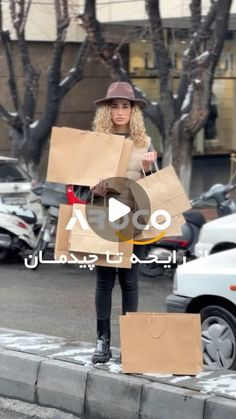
0, 262, 172, 347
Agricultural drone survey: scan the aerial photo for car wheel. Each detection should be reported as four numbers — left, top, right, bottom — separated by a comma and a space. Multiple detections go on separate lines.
139, 262, 165, 277
0, 248, 8, 261
201, 305, 236, 370
139, 262, 175, 278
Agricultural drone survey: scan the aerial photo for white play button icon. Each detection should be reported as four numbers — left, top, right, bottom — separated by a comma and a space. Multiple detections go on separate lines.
108, 197, 131, 222
85, 176, 151, 242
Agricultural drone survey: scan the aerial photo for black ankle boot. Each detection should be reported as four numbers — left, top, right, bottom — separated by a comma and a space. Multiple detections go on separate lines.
92, 319, 112, 364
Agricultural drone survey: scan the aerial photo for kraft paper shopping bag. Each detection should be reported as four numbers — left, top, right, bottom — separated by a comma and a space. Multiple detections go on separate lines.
120, 312, 203, 375
135, 213, 185, 241
47, 127, 133, 187
130, 165, 191, 222
68, 203, 120, 255
54, 204, 134, 268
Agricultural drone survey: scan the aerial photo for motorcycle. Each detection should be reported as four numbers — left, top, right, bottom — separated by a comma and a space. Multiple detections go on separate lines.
0, 202, 45, 262
22, 183, 84, 268
139, 183, 236, 278
0, 182, 65, 264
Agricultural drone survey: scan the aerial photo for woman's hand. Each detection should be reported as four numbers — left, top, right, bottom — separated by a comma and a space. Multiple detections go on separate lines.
142, 151, 158, 172
90, 178, 109, 197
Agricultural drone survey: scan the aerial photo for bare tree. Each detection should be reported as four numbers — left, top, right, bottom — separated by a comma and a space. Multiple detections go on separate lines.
0, 0, 88, 179
81, 0, 232, 192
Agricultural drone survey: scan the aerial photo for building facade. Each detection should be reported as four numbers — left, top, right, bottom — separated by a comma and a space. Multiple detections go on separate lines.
0, 0, 235, 175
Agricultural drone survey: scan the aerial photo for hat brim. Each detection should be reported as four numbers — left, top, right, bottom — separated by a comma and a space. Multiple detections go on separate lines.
94, 96, 146, 109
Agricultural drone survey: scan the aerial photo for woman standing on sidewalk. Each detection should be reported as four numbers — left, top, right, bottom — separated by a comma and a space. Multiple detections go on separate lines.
90, 82, 157, 364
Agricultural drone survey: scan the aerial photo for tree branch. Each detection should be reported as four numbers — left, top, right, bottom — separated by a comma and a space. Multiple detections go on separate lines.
49, 0, 70, 82
190, 0, 202, 36
177, 0, 217, 112
9, 0, 40, 123
81, 0, 162, 129
59, 38, 89, 98
208, 0, 232, 72
20, 0, 32, 34
0, 28, 20, 112
184, 0, 232, 136
0, 103, 22, 130
145, 0, 172, 93
0, 0, 2, 31
31, 0, 70, 150
145, 0, 175, 152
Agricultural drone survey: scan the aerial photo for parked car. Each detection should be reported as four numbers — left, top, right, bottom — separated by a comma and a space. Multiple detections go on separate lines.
140, 183, 236, 279
195, 213, 236, 257
166, 248, 236, 370
0, 155, 44, 223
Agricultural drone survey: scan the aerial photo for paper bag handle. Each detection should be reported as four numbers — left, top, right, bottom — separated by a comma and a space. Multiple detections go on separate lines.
148, 317, 166, 338
90, 191, 107, 207
141, 160, 159, 177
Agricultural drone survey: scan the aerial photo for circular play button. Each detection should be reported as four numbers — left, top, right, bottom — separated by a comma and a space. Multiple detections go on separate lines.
108, 198, 131, 222
84, 176, 151, 243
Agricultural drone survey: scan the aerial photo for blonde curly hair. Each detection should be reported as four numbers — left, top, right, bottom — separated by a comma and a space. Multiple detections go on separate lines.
92, 104, 148, 148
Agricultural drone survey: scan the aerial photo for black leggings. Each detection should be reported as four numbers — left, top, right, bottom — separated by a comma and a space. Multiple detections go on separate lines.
95, 245, 143, 319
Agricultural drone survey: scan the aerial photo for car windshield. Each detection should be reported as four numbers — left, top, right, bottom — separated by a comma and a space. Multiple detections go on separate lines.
0, 163, 30, 182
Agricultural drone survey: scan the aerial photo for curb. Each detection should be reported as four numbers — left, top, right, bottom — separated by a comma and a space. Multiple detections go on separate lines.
0, 328, 235, 418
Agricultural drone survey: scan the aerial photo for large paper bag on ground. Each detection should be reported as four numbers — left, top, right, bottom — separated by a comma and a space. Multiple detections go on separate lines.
130, 165, 191, 222
119, 312, 203, 375
54, 204, 133, 268
47, 127, 133, 187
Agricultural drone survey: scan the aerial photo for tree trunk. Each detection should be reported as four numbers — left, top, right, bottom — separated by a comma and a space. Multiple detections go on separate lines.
10, 128, 42, 179
172, 119, 195, 194
179, 137, 194, 194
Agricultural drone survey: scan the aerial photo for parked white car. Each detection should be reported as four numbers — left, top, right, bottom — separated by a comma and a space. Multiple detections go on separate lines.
195, 213, 236, 257
0, 156, 44, 223
166, 248, 236, 370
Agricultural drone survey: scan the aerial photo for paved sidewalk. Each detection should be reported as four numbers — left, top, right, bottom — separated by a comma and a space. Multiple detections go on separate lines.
0, 328, 235, 418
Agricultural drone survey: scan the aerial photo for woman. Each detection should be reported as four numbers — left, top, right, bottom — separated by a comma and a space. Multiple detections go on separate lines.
90, 82, 157, 364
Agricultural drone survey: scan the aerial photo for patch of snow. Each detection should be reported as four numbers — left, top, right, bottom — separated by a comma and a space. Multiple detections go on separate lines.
196, 51, 210, 61
180, 113, 189, 122
181, 83, 193, 112
0, 334, 65, 351
170, 376, 191, 383
59, 76, 70, 87
143, 373, 173, 378
51, 348, 94, 358
151, 101, 158, 105
72, 354, 93, 366
198, 374, 236, 398
196, 371, 213, 379
184, 48, 190, 56
108, 363, 122, 374
30, 120, 39, 128
10, 343, 62, 351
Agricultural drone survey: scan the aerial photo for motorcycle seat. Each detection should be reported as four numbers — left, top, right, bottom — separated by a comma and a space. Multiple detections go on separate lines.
19, 213, 37, 224
183, 210, 206, 228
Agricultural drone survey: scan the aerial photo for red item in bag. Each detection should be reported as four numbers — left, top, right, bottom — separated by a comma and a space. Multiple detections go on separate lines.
66, 185, 89, 205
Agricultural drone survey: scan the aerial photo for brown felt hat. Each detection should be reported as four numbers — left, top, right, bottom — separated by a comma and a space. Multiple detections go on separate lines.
94, 82, 146, 109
